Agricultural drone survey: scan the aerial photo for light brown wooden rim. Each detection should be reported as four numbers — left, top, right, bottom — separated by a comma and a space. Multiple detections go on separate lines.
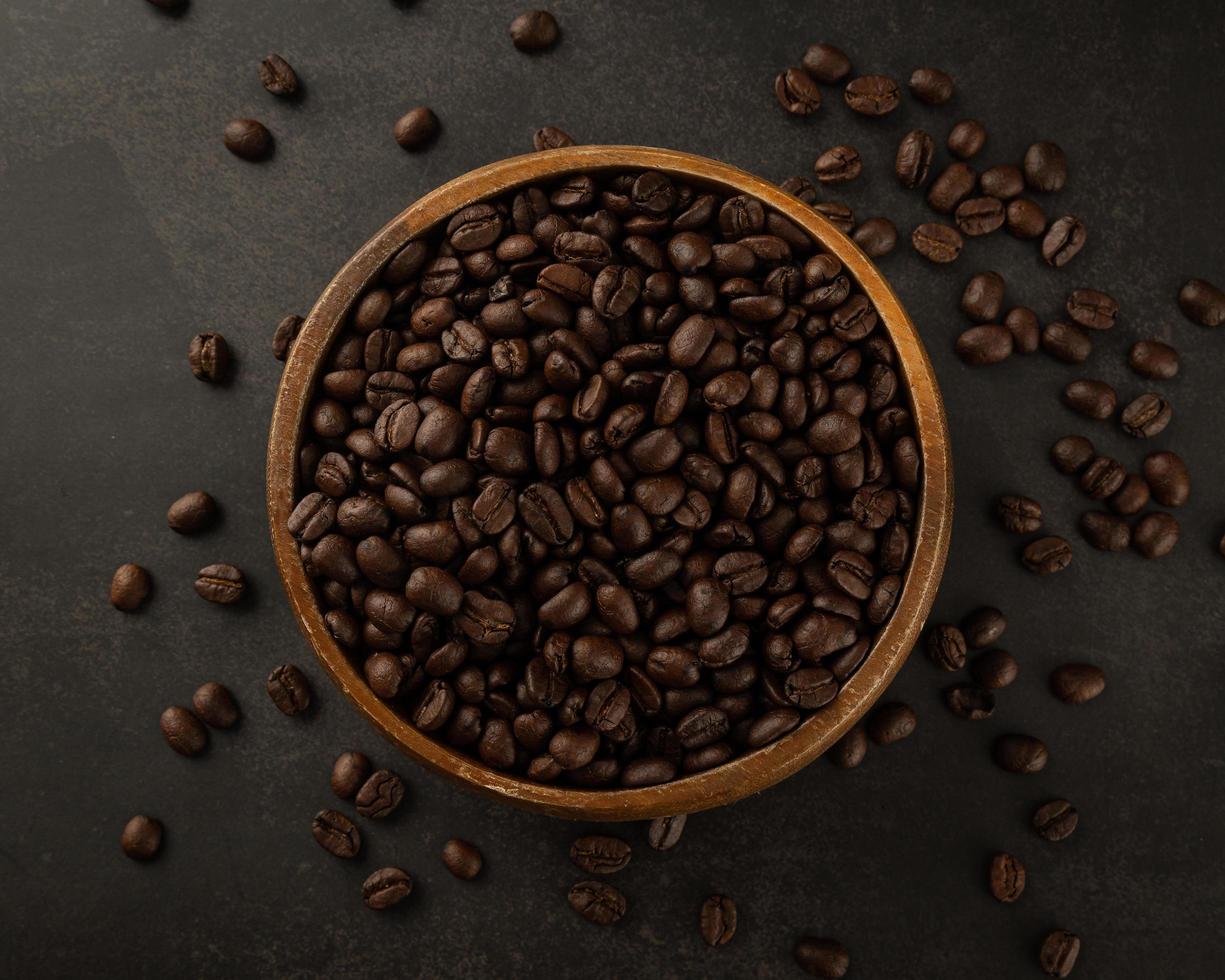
267, 146, 953, 820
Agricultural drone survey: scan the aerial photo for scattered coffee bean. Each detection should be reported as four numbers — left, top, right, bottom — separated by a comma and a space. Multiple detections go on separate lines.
1042, 216, 1087, 268
926, 624, 967, 671
961, 606, 1006, 648
568, 880, 626, 925
1023, 141, 1068, 192
980, 164, 1024, 199
570, 835, 631, 874
955, 196, 1005, 236
1041, 321, 1092, 363
1079, 511, 1131, 551
944, 685, 994, 720
1109, 473, 1151, 515
110, 562, 151, 612
267, 663, 312, 715
1033, 799, 1079, 842
1065, 288, 1117, 330
700, 894, 737, 947
956, 324, 1012, 365
988, 852, 1026, 902
191, 681, 239, 728
272, 314, 303, 361
1128, 339, 1179, 379
1079, 456, 1126, 499
647, 814, 687, 850
1050, 435, 1095, 475
895, 129, 934, 188
911, 222, 963, 263
1062, 379, 1116, 420
814, 145, 862, 183
867, 701, 915, 745
441, 838, 483, 879
331, 751, 371, 799
258, 53, 298, 97
312, 809, 361, 859
223, 119, 272, 161
801, 43, 851, 83
794, 937, 850, 978
188, 332, 229, 382
947, 119, 986, 159
996, 495, 1042, 534
194, 563, 245, 603
1119, 392, 1172, 438
533, 126, 574, 151
362, 867, 412, 909
961, 271, 1005, 323
813, 200, 855, 232
775, 67, 822, 115
1005, 197, 1048, 238
167, 490, 216, 534
844, 74, 900, 116
1142, 451, 1190, 506
1177, 277, 1225, 327
1133, 512, 1179, 558
1004, 307, 1040, 353
1050, 663, 1105, 704
971, 649, 1018, 690
393, 107, 439, 151
927, 162, 977, 213
1039, 929, 1081, 977
160, 705, 207, 756
355, 769, 405, 818
509, 10, 559, 52
827, 724, 868, 769
908, 67, 954, 105
1021, 536, 1072, 575
121, 815, 164, 861
993, 733, 1048, 774
851, 217, 897, 258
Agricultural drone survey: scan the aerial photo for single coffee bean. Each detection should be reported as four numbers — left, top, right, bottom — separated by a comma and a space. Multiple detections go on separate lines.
980, 164, 1024, 199
1177, 277, 1225, 327
1039, 930, 1081, 977
1109, 474, 1150, 515
956, 324, 1012, 365
331, 750, 372, 799
1128, 339, 1179, 379
355, 769, 405, 818
801, 43, 851, 83
1042, 216, 1087, 268
1065, 288, 1117, 330
947, 119, 986, 159
167, 490, 216, 534
1024, 141, 1068, 192
223, 119, 272, 161
996, 495, 1042, 534
908, 67, 954, 104
1079, 456, 1126, 499
895, 129, 934, 188
362, 867, 412, 909
827, 724, 868, 769
971, 649, 1018, 690
188, 332, 229, 381
844, 74, 900, 116
1142, 451, 1190, 506
258, 53, 298, 96
568, 880, 626, 925
699, 894, 737, 947
509, 10, 559, 51
1041, 321, 1092, 363
927, 162, 977, 213
570, 835, 631, 874
194, 563, 245, 603
266, 663, 311, 715
911, 223, 963, 263
989, 852, 1026, 902
1004, 306, 1040, 353
120, 815, 163, 861
110, 563, 151, 612
647, 813, 687, 850
1021, 536, 1072, 575
955, 196, 1005, 236
1079, 511, 1131, 551
393, 107, 439, 151
273, 315, 304, 361
160, 705, 207, 756
961, 271, 1005, 323
1062, 379, 1116, 420
851, 217, 898, 258
926, 624, 967, 670
962, 606, 1006, 648
441, 839, 483, 879
191, 681, 239, 728
794, 937, 850, 978
1006, 197, 1048, 238
993, 733, 1048, 773
867, 701, 915, 745
814, 145, 862, 183
533, 125, 574, 151
1050, 435, 1095, 475
944, 685, 995, 720
775, 67, 822, 115
1033, 799, 1079, 841
312, 809, 361, 859
1119, 392, 1172, 438
1133, 512, 1179, 558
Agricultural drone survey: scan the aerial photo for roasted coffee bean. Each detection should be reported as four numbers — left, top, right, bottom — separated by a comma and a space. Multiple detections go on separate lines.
844, 74, 899, 116
955, 196, 1005, 236
1039, 930, 1081, 977
362, 867, 412, 909
956, 325, 1012, 365
827, 724, 868, 769
167, 490, 216, 534
1024, 141, 1068, 192
1109, 474, 1150, 516
1050, 435, 1095, 475
1005, 197, 1047, 238
121, 815, 163, 861
441, 839, 483, 879
1033, 799, 1079, 841
961, 606, 1005, 648
1134, 512, 1180, 558
647, 813, 686, 850
356, 769, 405, 818
258, 53, 298, 96
775, 67, 822, 115
1041, 321, 1092, 363
927, 162, 976, 213
331, 750, 372, 799
1079, 456, 1125, 499
312, 809, 361, 859
993, 733, 1048, 773
1062, 379, 1116, 420
509, 10, 559, 52
1178, 277, 1225, 327
926, 624, 967, 671
794, 937, 850, 978
944, 685, 995, 720
895, 129, 934, 188
1042, 216, 1087, 268
533, 126, 574, 151
160, 705, 207, 756
961, 272, 1005, 323
1079, 511, 1131, 551
266, 663, 311, 716
988, 853, 1025, 903
570, 835, 631, 874
1120, 392, 1172, 438
223, 119, 272, 161
980, 164, 1024, 199
1065, 288, 1117, 330
814, 145, 862, 183
1128, 339, 1179, 379
191, 681, 239, 729
1004, 306, 1041, 353
851, 217, 897, 258
1021, 536, 1072, 575
947, 119, 986, 160
867, 701, 915, 745
911, 223, 963, 263
971, 649, 1018, 690
110, 563, 151, 612
188, 332, 229, 381
996, 494, 1042, 534
699, 894, 737, 947
393, 107, 439, 151
568, 880, 626, 925
908, 67, 954, 104
1142, 451, 1190, 506
801, 43, 851, 83
194, 563, 245, 604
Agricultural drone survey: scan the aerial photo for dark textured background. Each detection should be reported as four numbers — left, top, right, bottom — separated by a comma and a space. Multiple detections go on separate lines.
2, 1, 1224, 977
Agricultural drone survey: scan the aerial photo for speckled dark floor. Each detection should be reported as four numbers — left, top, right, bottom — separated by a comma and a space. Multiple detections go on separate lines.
2, 1, 1224, 977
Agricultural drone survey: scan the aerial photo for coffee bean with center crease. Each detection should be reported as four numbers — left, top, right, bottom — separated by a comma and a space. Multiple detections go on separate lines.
356, 769, 406, 818
895, 129, 934, 188
362, 867, 412, 909
1033, 799, 1079, 841
775, 67, 822, 115
1065, 288, 1117, 330
267, 663, 311, 715
911, 223, 963, 263
1039, 930, 1081, 978
188, 332, 229, 382
700, 894, 737, 946
926, 624, 967, 671
955, 197, 1005, 236
908, 67, 954, 104
570, 835, 631, 874
844, 75, 900, 116
1021, 536, 1072, 575
160, 705, 207, 756
1128, 339, 1179, 379
1133, 513, 1179, 558
313, 809, 361, 858
647, 813, 686, 850
996, 494, 1042, 534
989, 852, 1026, 902
1178, 277, 1225, 327
1062, 379, 1116, 420
802, 43, 851, 83
794, 937, 850, 978
568, 880, 626, 925
110, 563, 151, 612
1120, 393, 1172, 438
533, 126, 574, 151
258, 54, 298, 96
121, 815, 163, 861
814, 145, 862, 183
194, 563, 245, 604
1042, 216, 1087, 268
1142, 451, 1190, 506
993, 733, 1048, 773
944, 685, 995, 720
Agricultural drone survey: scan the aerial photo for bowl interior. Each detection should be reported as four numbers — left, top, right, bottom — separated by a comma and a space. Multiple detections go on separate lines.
267, 145, 952, 820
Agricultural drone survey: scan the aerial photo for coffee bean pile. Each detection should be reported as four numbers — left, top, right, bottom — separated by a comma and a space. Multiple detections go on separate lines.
288, 166, 923, 788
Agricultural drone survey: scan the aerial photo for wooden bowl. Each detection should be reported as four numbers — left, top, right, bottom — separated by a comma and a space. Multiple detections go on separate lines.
267, 145, 953, 820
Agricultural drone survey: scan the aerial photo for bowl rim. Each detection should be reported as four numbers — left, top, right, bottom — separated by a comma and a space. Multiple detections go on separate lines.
267, 144, 952, 820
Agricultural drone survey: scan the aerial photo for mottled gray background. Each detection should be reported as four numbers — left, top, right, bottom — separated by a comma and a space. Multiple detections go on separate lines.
2, 0, 1223, 977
